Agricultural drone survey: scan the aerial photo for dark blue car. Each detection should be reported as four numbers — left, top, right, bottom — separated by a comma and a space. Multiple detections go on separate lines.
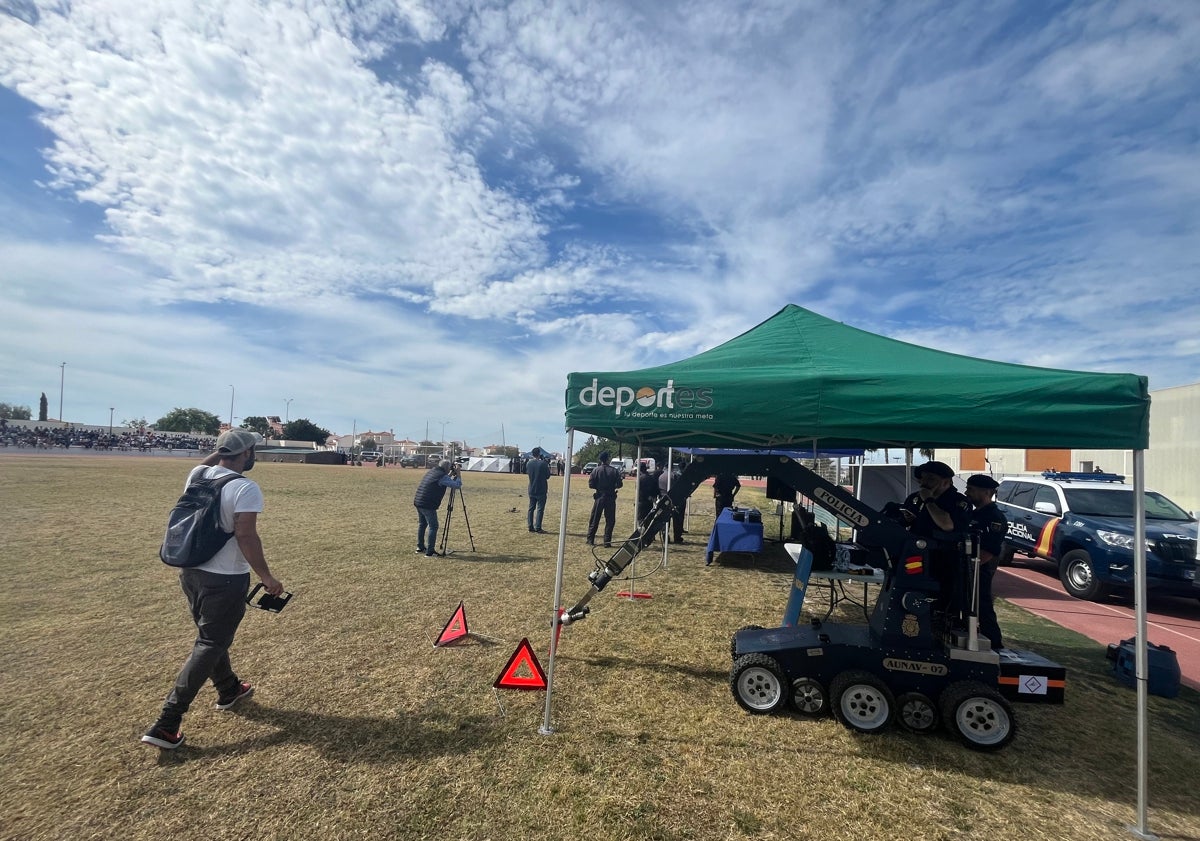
996, 472, 1198, 602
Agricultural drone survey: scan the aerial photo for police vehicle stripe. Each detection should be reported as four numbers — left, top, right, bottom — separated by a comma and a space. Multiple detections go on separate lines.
1035, 518, 1059, 558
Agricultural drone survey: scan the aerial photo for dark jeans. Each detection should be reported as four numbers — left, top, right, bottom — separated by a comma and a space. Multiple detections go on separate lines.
159, 568, 249, 727
527, 494, 547, 531
416, 507, 439, 552
587, 495, 617, 544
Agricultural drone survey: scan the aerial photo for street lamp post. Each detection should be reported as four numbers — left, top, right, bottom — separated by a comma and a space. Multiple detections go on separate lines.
228, 385, 235, 429
440, 420, 451, 458
285, 398, 293, 423
109, 407, 115, 440
58, 362, 66, 423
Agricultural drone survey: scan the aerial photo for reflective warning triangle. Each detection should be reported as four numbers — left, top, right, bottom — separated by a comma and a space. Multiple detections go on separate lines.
434, 601, 470, 647
493, 637, 547, 691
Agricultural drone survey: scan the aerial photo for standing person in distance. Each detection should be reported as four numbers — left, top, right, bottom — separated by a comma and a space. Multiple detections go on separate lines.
585, 451, 623, 547
141, 429, 284, 750
712, 472, 741, 515
637, 462, 660, 523
658, 461, 688, 544
413, 459, 462, 556
965, 474, 1007, 650
526, 447, 551, 533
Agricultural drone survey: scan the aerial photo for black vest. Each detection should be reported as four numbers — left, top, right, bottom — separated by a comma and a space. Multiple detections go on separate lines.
414, 468, 449, 509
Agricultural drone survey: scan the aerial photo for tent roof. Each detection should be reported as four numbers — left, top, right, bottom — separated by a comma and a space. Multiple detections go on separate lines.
565, 305, 1149, 450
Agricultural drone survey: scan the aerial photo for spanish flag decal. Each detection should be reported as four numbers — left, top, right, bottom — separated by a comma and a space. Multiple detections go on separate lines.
904, 556, 924, 575
1035, 518, 1059, 558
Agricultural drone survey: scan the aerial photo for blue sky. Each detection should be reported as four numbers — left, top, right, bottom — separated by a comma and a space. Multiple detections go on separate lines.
1, 1, 1197, 451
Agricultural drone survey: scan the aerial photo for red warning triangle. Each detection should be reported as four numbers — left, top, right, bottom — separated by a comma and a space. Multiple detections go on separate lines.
493, 637, 547, 691
434, 601, 470, 647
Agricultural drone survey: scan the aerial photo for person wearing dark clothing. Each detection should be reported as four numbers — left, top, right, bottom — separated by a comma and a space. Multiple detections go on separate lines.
637, 464, 660, 519
526, 447, 551, 533
712, 473, 741, 514
659, 463, 686, 543
908, 460, 972, 624
413, 459, 462, 556
965, 474, 1007, 650
586, 451, 623, 546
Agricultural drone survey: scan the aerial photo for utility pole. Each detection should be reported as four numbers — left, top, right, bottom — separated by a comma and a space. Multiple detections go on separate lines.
285, 398, 293, 423
58, 362, 65, 422
228, 385, 235, 428
109, 407, 114, 439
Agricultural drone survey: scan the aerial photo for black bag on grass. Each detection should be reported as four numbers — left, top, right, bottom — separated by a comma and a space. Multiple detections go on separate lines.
159, 473, 242, 567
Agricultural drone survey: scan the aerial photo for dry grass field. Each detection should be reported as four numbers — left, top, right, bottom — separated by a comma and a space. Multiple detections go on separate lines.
1, 453, 1198, 841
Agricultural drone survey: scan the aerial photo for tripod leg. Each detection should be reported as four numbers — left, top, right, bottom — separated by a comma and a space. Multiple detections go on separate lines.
439, 489, 455, 555
458, 488, 476, 551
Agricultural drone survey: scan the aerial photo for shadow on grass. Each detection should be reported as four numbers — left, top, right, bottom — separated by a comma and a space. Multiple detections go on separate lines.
561, 652, 728, 683
443, 551, 539, 565
710, 550, 795, 575
155, 705, 500, 766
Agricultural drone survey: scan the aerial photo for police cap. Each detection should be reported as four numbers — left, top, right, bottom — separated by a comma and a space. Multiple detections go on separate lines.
966, 474, 1000, 490
919, 460, 955, 479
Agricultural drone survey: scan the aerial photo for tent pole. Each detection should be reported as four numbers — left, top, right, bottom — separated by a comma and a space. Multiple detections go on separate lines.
1127, 450, 1155, 839
629, 443, 642, 598
662, 446, 673, 570
540, 427, 575, 736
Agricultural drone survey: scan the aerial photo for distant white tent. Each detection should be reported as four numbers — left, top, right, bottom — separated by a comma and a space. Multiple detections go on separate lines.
466, 456, 511, 472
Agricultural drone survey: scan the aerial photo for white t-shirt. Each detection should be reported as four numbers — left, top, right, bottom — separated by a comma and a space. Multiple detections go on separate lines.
184, 464, 264, 575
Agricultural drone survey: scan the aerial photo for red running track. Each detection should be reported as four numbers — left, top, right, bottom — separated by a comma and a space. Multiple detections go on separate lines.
994, 556, 1200, 691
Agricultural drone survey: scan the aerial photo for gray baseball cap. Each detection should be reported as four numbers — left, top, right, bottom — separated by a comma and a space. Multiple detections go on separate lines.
216, 428, 262, 455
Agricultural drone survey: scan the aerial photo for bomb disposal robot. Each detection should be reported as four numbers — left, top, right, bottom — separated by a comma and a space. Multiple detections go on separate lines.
559, 453, 1064, 751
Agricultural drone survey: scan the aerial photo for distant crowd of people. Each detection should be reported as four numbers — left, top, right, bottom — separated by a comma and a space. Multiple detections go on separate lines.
0, 421, 215, 452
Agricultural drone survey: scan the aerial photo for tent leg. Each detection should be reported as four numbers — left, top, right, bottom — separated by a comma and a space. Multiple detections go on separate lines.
1127, 450, 1157, 839
662, 446, 672, 570
540, 428, 575, 736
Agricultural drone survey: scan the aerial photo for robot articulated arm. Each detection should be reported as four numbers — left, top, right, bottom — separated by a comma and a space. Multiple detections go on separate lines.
559, 452, 910, 625
560, 482, 698, 625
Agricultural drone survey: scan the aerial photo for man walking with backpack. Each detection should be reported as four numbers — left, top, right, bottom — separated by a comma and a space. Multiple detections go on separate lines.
141, 429, 284, 750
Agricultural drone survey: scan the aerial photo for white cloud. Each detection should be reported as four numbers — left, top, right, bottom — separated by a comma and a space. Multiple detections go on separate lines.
0, 2, 545, 309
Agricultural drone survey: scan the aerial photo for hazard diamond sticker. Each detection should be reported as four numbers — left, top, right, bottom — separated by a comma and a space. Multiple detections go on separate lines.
493, 638, 548, 691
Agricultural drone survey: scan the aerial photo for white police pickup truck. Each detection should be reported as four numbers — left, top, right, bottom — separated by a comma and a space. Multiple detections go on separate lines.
996, 471, 1198, 602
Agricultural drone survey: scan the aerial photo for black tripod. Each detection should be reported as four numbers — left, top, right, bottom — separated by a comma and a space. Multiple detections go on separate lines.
438, 484, 476, 555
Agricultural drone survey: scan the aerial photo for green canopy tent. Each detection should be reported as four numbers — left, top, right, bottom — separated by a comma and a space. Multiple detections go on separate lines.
564, 304, 1148, 450
544, 304, 1158, 836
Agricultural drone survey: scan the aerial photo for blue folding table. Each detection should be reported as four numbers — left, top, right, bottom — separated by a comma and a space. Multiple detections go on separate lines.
705, 507, 764, 565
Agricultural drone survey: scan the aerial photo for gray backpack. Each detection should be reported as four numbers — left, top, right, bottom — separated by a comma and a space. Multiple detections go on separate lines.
159, 473, 242, 567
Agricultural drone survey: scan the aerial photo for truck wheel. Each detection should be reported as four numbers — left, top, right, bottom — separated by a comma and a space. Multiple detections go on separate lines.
730, 653, 789, 714
940, 681, 1016, 752
997, 543, 1016, 567
730, 625, 764, 660
790, 677, 828, 716
896, 692, 939, 734
1059, 549, 1110, 601
830, 670, 894, 734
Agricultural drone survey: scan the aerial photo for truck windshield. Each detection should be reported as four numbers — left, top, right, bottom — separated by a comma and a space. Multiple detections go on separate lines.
1062, 489, 1193, 520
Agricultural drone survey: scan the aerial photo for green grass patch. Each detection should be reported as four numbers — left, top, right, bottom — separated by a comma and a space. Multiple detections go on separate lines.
1, 455, 1197, 840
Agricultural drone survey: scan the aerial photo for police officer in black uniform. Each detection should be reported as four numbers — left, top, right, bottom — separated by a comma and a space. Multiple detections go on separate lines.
908, 461, 972, 626
586, 451, 624, 547
965, 473, 1007, 650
